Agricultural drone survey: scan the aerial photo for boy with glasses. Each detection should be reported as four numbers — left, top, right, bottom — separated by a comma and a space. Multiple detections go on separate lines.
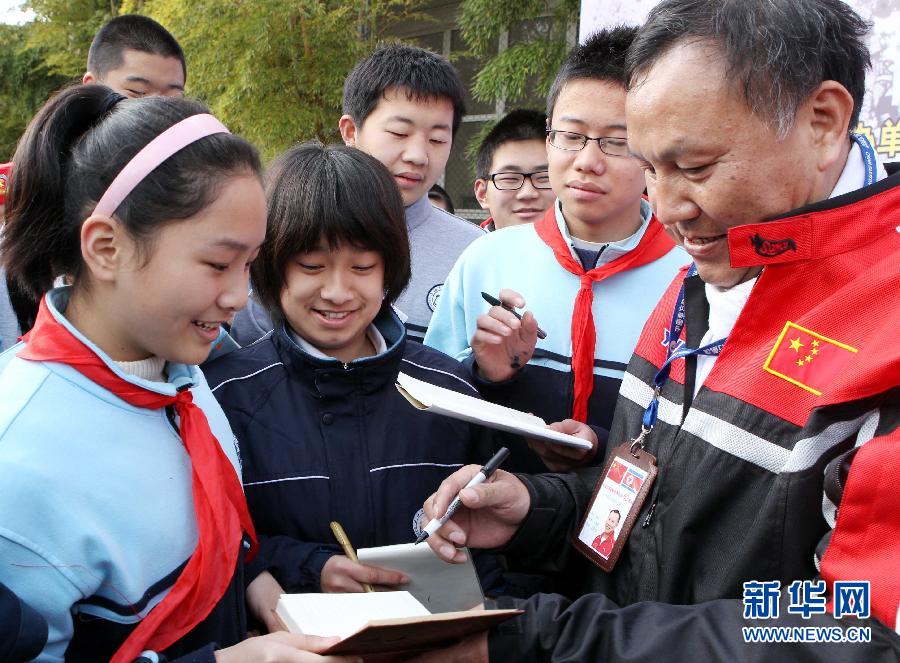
473, 109, 556, 231
425, 27, 685, 472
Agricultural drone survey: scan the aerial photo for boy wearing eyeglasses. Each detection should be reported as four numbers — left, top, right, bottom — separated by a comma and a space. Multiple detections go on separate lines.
424, 27, 685, 473
473, 109, 556, 231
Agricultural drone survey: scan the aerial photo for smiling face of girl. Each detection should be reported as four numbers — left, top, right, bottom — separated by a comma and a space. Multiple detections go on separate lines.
280, 241, 386, 364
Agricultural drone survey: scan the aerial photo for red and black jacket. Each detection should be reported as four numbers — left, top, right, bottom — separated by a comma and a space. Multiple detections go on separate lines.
488, 171, 900, 661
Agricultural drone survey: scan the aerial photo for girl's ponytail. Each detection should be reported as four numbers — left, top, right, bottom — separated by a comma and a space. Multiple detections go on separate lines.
2, 85, 122, 299
1, 85, 260, 304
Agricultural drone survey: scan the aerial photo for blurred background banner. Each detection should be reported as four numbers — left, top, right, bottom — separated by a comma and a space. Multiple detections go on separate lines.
578, 0, 900, 163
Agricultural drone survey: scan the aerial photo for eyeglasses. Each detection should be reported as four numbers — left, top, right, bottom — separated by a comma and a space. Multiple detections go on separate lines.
489, 170, 552, 191
546, 129, 631, 157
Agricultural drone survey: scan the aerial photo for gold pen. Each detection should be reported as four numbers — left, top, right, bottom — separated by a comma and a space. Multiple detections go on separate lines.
330, 520, 374, 592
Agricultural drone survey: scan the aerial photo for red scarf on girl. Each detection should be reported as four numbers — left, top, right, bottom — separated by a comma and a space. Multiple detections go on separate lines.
534, 205, 674, 422
18, 297, 257, 662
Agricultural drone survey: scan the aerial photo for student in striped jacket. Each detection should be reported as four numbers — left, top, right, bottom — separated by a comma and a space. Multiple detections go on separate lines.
203, 143, 503, 623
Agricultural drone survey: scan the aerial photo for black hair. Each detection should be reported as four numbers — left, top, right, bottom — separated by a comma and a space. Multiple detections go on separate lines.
251, 142, 411, 316
546, 26, 637, 121
87, 14, 186, 82
626, 0, 871, 136
475, 109, 547, 179
427, 183, 454, 214
342, 44, 467, 136
1, 84, 261, 300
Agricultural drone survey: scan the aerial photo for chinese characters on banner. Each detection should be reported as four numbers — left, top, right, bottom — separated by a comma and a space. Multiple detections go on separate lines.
578, 0, 900, 162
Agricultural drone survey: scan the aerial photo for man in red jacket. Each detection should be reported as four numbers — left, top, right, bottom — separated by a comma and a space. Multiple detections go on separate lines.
590, 510, 620, 559
415, 1, 899, 661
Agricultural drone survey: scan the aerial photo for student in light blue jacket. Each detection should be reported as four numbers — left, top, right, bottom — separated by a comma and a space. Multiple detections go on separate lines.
0, 86, 342, 662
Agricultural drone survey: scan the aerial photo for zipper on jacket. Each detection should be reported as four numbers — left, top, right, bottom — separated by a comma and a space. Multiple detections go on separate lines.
642, 499, 657, 528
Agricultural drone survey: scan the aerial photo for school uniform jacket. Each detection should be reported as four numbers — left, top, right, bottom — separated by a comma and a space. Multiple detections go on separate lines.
425, 199, 686, 472
202, 304, 498, 592
0, 288, 247, 662
487, 173, 900, 660
0, 582, 47, 661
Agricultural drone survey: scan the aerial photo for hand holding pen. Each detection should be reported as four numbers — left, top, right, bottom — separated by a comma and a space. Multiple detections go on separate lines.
418, 448, 532, 564
472, 289, 542, 383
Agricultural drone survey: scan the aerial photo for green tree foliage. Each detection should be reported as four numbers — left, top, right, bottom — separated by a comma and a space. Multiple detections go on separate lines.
455, 0, 577, 169
24, 0, 120, 77
122, 0, 421, 159
0, 23, 70, 160
457, 0, 578, 107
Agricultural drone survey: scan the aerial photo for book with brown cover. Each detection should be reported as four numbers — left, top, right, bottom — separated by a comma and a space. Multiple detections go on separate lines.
273, 599, 521, 658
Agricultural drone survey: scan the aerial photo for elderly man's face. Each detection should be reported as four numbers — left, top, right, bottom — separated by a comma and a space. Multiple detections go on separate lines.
627, 42, 824, 288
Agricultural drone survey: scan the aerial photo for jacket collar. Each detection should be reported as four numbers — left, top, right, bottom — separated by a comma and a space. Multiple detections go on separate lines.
405, 195, 432, 234
43, 286, 196, 393
728, 170, 900, 268
272, 302, 406, 379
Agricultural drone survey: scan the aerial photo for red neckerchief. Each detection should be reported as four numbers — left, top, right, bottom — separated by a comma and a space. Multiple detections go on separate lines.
480, 217, 494, 231
534, 205, 674, 422
18, 296, 257, 662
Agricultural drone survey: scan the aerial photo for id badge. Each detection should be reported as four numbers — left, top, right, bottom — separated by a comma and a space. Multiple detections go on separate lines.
573, 442, 658, 572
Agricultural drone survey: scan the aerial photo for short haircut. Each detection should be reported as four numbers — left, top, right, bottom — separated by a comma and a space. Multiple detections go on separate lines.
626, 0, 870, 137
342, 44, 467, 136
251, 142, 411, 317
87, 14, 186, 82
546, 26, 638, 121
427, 183, 454, 214
475, 109, 547, 179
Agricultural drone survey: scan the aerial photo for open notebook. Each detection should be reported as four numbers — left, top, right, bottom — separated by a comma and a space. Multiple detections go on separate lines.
357, 542, 484, 614
396, 372, 592, 450
274, 591, 521, 656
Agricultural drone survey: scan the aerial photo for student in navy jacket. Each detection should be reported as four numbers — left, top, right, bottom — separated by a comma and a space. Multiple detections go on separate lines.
0, 582, 47, 662
203, 143, 499, 613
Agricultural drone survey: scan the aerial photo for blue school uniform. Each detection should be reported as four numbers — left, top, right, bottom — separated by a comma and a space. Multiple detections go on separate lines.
0, 288, 247, 662
202, 303, 501, 592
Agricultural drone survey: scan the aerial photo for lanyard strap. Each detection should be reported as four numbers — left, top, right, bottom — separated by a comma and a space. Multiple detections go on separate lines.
632, 264, 727, 450
851, 132, 877, 187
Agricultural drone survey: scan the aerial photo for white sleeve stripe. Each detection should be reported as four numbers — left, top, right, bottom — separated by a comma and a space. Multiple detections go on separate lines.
210, 362, 284, 392
244, 475, 330, 487
400, 359, 478, 394
369, 462, 464, 473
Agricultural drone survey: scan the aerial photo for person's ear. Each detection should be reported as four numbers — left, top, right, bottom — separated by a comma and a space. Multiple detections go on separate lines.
338, 115, 359, 147
80, 215, 129, 283
82, 71, 97, 85
474, 179, 490, 210
804, 80, 855, 173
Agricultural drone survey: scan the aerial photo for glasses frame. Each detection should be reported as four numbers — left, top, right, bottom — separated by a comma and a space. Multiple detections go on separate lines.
488, 170, 552, 191
546, 129, 631, 157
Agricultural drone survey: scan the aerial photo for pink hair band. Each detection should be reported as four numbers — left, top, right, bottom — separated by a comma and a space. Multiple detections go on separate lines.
92, 113, 231, 217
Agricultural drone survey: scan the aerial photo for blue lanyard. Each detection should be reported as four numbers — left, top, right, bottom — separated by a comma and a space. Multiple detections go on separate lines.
851, 133, 877, 187
632, 264, 726, 451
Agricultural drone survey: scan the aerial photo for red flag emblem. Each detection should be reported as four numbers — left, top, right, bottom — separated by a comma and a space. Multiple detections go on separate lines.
763, 321, 857, 396
622, 469, 645, 492
607, 459, 627, 484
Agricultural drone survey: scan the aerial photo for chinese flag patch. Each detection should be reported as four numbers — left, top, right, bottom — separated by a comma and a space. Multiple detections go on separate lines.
763, 321, 858, 396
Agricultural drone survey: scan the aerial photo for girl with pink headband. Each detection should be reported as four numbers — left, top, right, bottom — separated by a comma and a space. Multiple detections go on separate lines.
0, 85, 350, 662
